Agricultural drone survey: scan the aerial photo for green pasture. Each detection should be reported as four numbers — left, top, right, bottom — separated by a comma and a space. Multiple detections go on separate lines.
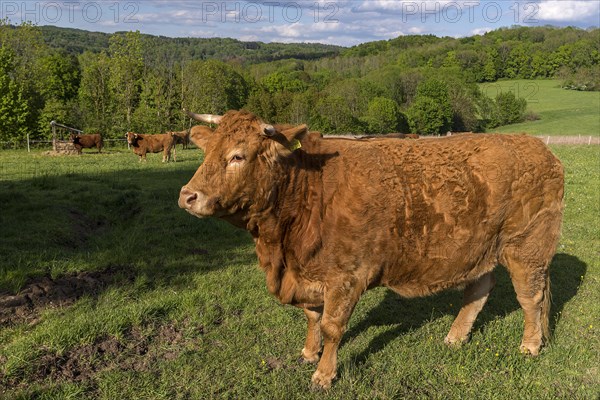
0, 145, 598, 399
480, 79, 600, 136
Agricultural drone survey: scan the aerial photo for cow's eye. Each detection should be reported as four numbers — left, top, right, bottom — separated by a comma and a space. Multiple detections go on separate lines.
229, 155, 245, 164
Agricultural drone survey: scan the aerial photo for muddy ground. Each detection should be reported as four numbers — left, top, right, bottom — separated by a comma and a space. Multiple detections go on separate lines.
0, 267, 208, 394
0, 267, 128, 327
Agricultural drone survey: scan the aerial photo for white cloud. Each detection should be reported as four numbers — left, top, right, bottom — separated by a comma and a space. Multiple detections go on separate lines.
408, 26, 425, 34
537, 0, 600, 22
239, 34, 260, 42
471, 27, 493, 35
251, 16, 429, 46
352, 1, 475, 14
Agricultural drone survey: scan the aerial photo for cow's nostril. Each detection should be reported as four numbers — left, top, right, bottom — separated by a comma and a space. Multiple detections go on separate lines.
179, 187, 198, 209
186, 192, 198, 205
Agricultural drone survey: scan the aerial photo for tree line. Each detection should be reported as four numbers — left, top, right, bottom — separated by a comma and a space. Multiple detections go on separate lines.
0, 23, 598, 144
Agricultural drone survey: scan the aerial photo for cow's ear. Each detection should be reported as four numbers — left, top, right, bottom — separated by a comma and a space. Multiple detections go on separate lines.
264, 124, 308, 159
189, 125, 214, 151
282, 124, 308, 143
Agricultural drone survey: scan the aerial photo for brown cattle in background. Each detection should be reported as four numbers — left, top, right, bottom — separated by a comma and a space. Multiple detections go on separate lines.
178, 110, 564, 389
70, 133, 103, 153
171, 129, 190, 149
126, 132, 176, 162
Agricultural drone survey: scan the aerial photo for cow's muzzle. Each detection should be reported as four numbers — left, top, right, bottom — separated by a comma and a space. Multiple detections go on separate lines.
178, 186, 218, 217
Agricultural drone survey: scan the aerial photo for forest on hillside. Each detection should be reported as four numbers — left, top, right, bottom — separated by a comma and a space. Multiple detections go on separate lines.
1, 22, 598, 144
38, 25, 343, 63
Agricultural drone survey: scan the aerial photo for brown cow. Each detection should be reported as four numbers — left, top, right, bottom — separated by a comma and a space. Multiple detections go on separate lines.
126, 132, 176, 162
170, 129, 190, 149
178, 110, 564, 389
70, 133, 103, 153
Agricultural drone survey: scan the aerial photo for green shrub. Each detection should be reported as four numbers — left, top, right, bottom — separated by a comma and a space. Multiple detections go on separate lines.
408, 96, 451, 135
493, 91, 527, 126
362, 97, 403, 134
407, 79, 454, 135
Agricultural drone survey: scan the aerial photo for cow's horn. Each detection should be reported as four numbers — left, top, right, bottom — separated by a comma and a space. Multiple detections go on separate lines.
183, 108, 222, 124
261, 124, 277, 137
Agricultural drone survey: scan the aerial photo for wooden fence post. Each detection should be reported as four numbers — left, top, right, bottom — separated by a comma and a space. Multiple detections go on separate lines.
51, 121, 57, 151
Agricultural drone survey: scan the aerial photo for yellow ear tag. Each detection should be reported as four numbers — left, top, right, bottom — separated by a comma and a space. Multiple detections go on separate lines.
289, 139, 302, 152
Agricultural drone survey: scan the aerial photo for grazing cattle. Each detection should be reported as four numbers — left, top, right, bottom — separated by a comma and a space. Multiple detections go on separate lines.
70, 133, 103, 153
178, 110, 564, 389
171, 129, 190, 149
126, 132, 176, 162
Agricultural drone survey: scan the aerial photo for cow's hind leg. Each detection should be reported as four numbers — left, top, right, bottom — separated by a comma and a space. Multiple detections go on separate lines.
301, 306, 323, 363
445, 270, 495, 346
502, 244, 552, 356
501, 206, 562, 356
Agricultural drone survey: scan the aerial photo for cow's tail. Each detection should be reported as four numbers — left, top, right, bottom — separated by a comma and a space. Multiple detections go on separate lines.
541, 271, 552, 343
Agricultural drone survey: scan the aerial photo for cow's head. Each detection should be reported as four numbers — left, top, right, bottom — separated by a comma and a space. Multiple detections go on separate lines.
70, 133, 80, 143
178, 109, 307, 220
126, 132, 138, 145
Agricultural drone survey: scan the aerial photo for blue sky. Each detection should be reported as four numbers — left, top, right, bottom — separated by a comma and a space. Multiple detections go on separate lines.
2, 1, 599, 46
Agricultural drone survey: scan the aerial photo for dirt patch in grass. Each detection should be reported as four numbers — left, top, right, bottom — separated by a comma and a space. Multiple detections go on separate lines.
32, 336, 125, 383
0, 267, 132, 327
1, 320, 204, 393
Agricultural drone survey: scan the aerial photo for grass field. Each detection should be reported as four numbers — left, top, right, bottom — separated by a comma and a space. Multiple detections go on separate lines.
480, 79, 600, 136
0, 145, 598, 399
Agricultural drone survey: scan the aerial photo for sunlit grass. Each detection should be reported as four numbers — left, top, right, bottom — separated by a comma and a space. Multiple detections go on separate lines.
481, 79, 600, 136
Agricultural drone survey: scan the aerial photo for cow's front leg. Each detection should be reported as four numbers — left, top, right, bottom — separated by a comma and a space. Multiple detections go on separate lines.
164, 149, 173, 163
301, 306, 323, 363
311, 284, 362, 390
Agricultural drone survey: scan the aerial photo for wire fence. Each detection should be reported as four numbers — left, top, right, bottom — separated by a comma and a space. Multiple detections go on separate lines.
0, 138, 129, 151
533, 135, 600, 145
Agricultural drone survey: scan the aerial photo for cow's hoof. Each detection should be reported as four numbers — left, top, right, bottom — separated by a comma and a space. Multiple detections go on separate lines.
301, 348, 320, 364
444, 334, 469, 347
519, 342, 540, 356
311, 370, 335, 390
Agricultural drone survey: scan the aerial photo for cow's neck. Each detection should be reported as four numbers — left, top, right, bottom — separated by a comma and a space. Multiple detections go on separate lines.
248, 154, 325, 302
251, 155, 322, 240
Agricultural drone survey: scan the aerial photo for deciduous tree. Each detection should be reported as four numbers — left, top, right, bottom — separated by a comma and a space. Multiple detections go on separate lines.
362, 97, 403, 134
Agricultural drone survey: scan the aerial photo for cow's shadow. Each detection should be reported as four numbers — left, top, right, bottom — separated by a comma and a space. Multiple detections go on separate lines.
342, 253, 586, 365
